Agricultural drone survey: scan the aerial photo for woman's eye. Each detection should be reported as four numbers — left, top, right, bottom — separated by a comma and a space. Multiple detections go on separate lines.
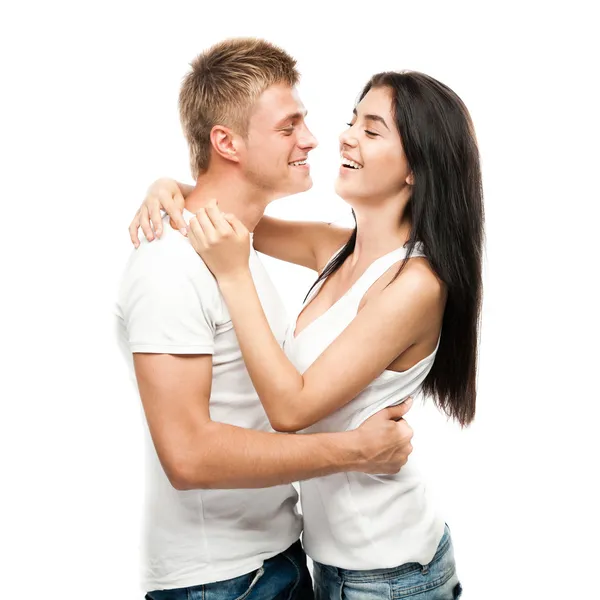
365, 130, 378, 137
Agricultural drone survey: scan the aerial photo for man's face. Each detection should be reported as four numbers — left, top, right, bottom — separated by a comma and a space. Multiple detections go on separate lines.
240, 84, 318, 199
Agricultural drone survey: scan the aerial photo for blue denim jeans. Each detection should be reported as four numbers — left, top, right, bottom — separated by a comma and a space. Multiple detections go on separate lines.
145, 540, 314, 600
313, 525, 462, 600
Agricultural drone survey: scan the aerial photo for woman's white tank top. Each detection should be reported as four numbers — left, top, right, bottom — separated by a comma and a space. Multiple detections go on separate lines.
284, 244, 445, 569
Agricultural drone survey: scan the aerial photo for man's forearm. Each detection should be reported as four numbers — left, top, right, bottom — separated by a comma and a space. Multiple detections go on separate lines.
176, 421, 363, 490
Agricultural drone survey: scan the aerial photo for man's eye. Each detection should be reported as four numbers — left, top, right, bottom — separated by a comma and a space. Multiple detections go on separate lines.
282, 127, 295, 135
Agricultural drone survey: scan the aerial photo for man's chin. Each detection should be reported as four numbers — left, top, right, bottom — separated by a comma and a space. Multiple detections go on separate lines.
302, 177, 314, 191
272, 178, 313, 200
295, 175, 313, 192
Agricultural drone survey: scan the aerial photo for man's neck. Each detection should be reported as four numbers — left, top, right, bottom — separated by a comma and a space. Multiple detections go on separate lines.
185, 170, 269, 232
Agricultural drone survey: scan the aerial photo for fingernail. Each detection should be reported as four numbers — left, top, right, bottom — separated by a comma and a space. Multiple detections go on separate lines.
180, 227, 187, 236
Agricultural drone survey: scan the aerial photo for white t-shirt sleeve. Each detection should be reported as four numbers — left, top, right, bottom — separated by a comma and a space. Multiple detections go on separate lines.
120, 241, 221, 355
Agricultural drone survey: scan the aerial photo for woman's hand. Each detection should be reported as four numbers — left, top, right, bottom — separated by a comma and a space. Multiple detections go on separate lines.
188, 200, 251, 282
129, 178, 187, 247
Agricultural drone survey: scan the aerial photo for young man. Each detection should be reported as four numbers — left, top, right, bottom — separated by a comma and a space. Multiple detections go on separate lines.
117, 38, 414, 599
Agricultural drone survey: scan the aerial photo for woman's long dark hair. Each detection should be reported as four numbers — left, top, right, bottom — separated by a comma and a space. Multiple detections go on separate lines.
307, 71, 484, 426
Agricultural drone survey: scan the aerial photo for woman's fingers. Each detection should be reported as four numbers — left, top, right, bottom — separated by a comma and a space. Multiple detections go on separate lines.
170, 193, 188, 235
150, 192, 168, 238
188, 215, 208, 252
205, 200, 235, 237
140, 205, 154, 242
223, 213, 248, 237
194, 207, 218, 243
129, 210, 141, 248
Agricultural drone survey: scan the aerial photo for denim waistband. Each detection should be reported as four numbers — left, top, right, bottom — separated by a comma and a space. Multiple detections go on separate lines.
315, 524, 451, 582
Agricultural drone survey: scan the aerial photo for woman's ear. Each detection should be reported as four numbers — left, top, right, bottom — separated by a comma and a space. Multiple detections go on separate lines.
406, 172, 415, 185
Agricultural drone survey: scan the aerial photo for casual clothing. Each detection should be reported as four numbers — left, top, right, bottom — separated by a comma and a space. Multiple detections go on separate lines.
312, 525, 462, 600
146, 540, 313, 600
116, 211, 301, 592
284, 244, 446, 569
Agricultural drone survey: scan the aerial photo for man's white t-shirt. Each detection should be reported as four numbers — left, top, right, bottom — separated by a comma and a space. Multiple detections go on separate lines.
115, 212, 301, 591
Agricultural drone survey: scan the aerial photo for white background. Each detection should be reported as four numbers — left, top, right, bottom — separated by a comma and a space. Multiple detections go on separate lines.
1, 1, 599, 598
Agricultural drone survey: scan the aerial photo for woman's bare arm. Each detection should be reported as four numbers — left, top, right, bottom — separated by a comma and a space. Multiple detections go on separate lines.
128, 178, 352, 271
254, 216, 352, 272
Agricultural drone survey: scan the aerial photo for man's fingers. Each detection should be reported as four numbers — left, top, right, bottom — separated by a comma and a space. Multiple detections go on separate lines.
129, 211, 141, 248
385, 397, 413, 421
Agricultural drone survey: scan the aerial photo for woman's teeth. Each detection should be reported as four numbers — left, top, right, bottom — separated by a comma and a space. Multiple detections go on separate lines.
341, 158, 362, 169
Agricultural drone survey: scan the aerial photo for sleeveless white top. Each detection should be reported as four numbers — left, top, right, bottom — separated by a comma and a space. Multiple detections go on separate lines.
284, 244, 445, 569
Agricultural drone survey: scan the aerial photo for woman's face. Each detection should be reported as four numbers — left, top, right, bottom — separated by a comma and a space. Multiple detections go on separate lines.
335, 86, 413, 204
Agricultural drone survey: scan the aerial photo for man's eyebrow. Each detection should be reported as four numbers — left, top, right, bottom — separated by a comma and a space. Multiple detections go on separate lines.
275, 110, 308, 127
352, 107, 390, 131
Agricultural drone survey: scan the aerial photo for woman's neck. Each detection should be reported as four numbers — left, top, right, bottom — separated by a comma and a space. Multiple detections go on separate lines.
349, 200, 412, 271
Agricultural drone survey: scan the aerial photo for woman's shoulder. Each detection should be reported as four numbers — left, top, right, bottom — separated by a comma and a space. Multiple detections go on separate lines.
364, 253, 446, 311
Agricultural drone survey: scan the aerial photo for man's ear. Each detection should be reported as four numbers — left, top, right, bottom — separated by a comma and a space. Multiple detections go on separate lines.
210, 125, 241, 163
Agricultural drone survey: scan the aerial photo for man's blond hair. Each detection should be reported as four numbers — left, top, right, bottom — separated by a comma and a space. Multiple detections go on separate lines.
179, 38, 300, 178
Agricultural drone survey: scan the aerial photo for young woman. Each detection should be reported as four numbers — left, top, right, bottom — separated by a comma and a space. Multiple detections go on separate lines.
131, 70, 483, 600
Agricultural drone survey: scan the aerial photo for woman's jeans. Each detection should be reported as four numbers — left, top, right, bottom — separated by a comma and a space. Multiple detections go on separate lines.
313, 525, 462, 600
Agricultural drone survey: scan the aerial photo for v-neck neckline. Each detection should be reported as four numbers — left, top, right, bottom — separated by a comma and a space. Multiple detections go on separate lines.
292, 246, 410, 341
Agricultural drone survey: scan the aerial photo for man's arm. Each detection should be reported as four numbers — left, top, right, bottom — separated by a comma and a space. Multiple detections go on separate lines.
134, 352, 413, 490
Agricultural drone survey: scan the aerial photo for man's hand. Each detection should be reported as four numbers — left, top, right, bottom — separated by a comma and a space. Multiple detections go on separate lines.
354, 398, 414, 475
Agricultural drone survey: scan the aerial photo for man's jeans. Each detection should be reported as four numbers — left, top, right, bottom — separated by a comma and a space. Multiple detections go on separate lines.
145, 540, 314, 600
